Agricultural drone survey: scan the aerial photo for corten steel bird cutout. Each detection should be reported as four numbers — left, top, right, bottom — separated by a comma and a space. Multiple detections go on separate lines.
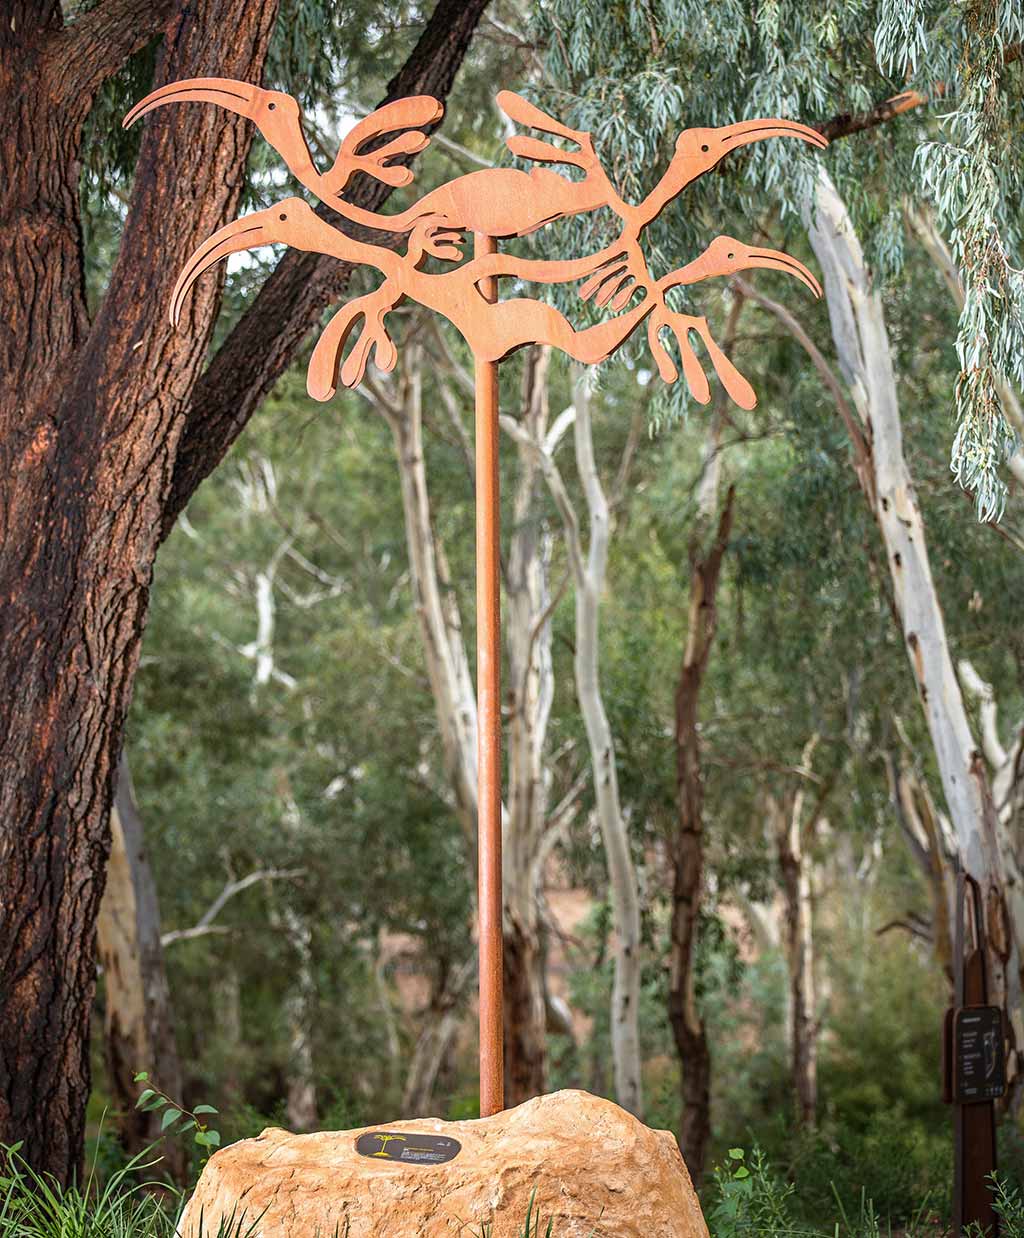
126, 80, 826, 1120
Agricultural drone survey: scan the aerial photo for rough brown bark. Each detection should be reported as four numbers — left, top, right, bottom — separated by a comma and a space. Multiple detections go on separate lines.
96, 757, 186, 1180
0, 0, 278, 1182
668, 484, 735, 1188
0, 0, 488, 1180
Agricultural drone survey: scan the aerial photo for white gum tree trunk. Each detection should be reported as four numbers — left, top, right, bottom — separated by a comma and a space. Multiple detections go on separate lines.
502, 347, 558, 1104
503, 367, 644, 1116
769, 736, 822, 1131
376, 347, 480, 846
807, 169, 1023, 1088
571, 373, 643, 1117
368, 339, 568, 1104
275, 786, 318, 1132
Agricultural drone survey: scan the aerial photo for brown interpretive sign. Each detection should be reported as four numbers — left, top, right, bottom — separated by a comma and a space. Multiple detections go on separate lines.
355, 1132, 462, 1165
954, 1006, 1006, 1105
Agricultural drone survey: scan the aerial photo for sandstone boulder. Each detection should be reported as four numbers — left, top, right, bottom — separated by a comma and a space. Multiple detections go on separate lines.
177, 1089, 708, 1237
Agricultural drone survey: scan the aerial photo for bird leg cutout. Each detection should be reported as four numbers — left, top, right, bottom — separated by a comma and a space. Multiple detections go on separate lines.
647, 306, 757, 410
579, 259, 629, 303
307, 283, 403, 401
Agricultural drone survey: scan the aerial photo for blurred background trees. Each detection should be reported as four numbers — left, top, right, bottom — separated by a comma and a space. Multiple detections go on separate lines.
3, 0, 1023, 1225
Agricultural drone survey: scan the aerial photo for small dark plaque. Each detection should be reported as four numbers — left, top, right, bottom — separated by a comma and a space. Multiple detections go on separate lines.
355, 1132, 461, 1165
954, 1005, 1006, 1104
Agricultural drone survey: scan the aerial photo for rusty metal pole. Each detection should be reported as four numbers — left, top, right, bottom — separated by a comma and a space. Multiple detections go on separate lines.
474, 232, 504, 1117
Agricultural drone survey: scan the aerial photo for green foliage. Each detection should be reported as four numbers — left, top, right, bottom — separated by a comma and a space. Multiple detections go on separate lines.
887, 1, 1024, 518
133, 1073, 221, 1158
785, 1113, 950, 1226
708, 1147, 795, 1237
706, 1143, 948, 1237
534, 0, 1024, 515
0, 1142, 176, 1238
994, 1176, 1024, 1236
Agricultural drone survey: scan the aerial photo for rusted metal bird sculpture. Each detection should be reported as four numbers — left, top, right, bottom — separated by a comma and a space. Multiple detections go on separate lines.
126, 78, 827, 1121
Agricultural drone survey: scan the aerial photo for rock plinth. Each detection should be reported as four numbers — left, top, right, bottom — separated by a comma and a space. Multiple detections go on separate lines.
177, 1089, 708, 1237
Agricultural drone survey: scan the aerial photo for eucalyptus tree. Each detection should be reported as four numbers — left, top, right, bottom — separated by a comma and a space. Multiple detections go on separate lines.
0, 0, 491, 1180
529, 0, 1024, 1162
503, 365, 650, 1117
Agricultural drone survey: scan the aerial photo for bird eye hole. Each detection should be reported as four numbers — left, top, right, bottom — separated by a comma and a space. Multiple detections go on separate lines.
727, 252, 735, 260
701, 144, 709, 152
279, 213, 287, 221
268, 102, 276, 111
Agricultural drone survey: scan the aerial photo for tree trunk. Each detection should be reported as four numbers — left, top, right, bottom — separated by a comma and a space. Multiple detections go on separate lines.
770, 737, 821, 1131
382, 348, 479, 847
96, 756, 185, 1178
402, 957, 476, 1117
0, 0, 278, 1181
668, 479, 735, 1187
376, 339, 563, 1105
282, 908, 318, 1132
215, 966, 245, 1107
666, 297, 741, 1186
502, 919, 548, 1105
0, 0, 486, 1179
501, 368, 645, 1116
885, 752, 957, 976
806, 168, 1023, 1096
570, 372, 644, 1117
502, 347, 557, 1106
960, 660, 1024, 842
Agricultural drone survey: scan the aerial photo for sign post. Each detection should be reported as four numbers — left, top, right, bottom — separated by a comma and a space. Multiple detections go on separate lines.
943, 870, 1004, 1235
473, 231, 504, 1116
126, 78, 827, 1119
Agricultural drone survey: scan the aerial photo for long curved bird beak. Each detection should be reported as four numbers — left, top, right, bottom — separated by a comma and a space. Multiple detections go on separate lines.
171, 209, 276, 325
124, 77, 259, 129
741, 246, 822, 298
719, 118, 828, 152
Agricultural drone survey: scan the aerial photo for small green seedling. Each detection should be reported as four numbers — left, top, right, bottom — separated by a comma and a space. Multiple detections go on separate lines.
134, 1071, 222, 1160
